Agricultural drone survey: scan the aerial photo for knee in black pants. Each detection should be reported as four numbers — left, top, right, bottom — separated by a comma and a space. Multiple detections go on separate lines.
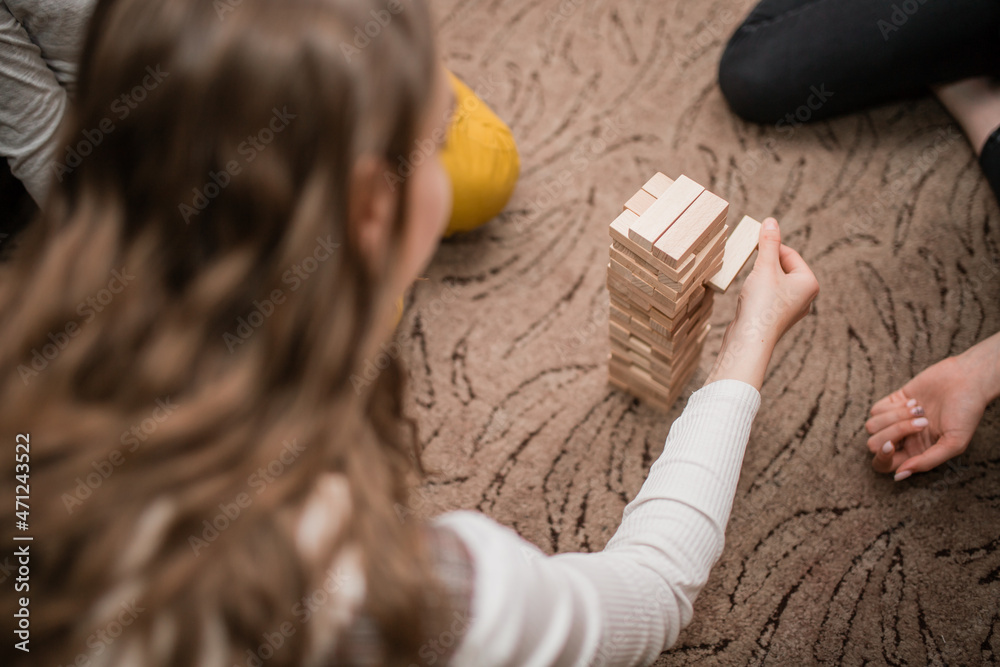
717, 32, 830, 127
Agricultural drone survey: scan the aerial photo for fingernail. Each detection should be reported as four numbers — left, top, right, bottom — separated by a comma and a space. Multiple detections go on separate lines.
894, 470, 912, 482
911, 406, 925, 417
881, 441, 894, 454
912, 417, 928, 428
764, 218, 778, 231
906, 398, 917, 407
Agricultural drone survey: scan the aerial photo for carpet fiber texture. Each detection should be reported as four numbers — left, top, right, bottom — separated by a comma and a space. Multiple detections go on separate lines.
403, 1, 1000, 664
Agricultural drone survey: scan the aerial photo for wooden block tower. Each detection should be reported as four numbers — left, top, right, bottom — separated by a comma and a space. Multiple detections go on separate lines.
607, 172, 762, 410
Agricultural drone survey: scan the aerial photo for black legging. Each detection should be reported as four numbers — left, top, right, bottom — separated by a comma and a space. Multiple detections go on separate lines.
718, 0, 1000, 201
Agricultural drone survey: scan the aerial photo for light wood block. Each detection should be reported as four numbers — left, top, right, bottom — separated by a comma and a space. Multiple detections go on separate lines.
608, 371, 674, 411
707, 215, 762, 293
641, 172, 673, 198
609, 247, 688, 301
624, 189, 657, 216
611, 237, 697, 288
652, 189, 728, 267
627, 175, 704, 251
607, 270, 687, 317
609, 303, 631, 327
608, 319, 630, 344
610, 211, 697, 280
612, 292, 686, 335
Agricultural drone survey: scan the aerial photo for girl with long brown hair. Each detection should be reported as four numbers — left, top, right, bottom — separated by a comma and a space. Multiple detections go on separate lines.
0, 0, 818, 665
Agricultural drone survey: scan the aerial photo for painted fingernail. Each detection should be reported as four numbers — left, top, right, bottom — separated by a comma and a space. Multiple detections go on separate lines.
894, 470, 912, 482
881, 441, 894, 455
912, 417, 929, 428
911, 406, 925, 417
906, 398, 917, 408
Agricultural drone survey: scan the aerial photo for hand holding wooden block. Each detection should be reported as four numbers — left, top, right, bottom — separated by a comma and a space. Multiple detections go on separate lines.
707, 215, 762, 293
607, 172, 764, 411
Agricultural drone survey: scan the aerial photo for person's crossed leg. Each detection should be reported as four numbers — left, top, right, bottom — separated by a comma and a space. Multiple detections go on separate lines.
718, 0, 1000, 480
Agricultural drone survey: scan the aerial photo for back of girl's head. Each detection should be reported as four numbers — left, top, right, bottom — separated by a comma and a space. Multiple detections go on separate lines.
0, 0, 448, 665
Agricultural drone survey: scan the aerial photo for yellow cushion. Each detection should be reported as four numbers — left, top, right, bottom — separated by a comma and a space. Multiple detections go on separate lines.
441, 71, 520, 236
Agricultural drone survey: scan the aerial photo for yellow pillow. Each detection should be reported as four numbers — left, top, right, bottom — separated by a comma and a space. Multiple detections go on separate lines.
441, 71, 520, 236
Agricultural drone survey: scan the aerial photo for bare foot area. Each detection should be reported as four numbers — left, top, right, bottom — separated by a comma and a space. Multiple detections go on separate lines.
933, 76, 1000, 155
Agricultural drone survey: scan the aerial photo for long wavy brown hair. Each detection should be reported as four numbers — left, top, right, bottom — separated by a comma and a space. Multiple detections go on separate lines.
0, 0, 449, 665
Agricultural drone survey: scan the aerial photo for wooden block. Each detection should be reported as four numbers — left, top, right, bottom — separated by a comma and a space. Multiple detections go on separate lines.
609, 344, 703, 411
641, 172, 673, 198
672, 224, 727, 293
610, 211, 697, 280
613, 220, 726, 302
607, 274, 655, 312
610, 242, 682, 289
624, 188, 657, 216
611, 323, 709, 412
652, 189, 728, 268
707, 215, 762, 293
611, 242, 687, 290
619, 296, 685, 336
610, 247, 687, 301
607, 256, 631, 280
628, 175, 704, 251
609, 320, 631, 344
614, 309, 710, 372
608, 373, 674, 411
686, 283, 715, 312
607, 269, 685, 317
609, 303, 631, 326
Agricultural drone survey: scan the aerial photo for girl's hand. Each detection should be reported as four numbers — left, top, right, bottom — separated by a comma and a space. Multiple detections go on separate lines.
737, 217, 821, 350
866, 334, 1000, 480
707, 218, 819, 390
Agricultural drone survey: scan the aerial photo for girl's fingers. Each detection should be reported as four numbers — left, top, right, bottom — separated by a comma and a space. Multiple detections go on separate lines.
894, 434, 969, 480
872, 440, 896, 473
777, 243, 809, 275
871, 389, 910, 416
757, 218, 781, 268
865, 403, 924, 435
867, 415, 929, 454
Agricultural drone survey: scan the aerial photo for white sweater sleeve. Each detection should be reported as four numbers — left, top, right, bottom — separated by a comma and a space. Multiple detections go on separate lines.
435, 379, 761, 667
0, 3, 68, 204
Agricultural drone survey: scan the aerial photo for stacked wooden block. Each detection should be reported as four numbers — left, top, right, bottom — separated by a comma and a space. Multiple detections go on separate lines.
607, 172, 762, 410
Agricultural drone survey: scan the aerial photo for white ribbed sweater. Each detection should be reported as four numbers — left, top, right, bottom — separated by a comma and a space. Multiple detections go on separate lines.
435, 379, 761, 667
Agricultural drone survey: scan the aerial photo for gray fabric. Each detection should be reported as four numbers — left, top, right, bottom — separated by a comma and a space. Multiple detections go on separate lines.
0, 0, 94, 204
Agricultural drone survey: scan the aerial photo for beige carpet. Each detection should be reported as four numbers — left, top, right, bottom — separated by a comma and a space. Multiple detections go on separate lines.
404, 1, 1000, 664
